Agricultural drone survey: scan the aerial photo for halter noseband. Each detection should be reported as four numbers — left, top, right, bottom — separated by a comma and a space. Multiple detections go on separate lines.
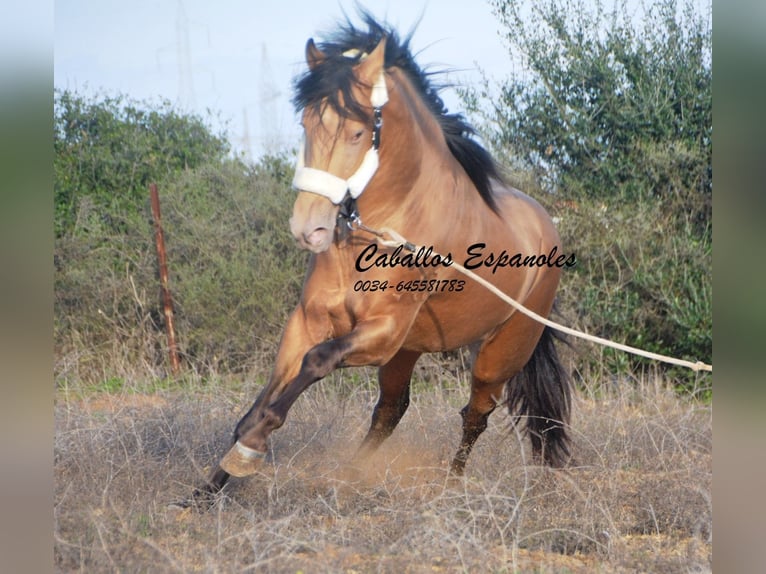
292, 66, 388, 228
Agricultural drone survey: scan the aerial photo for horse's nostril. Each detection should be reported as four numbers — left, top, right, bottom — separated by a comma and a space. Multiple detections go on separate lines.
304, 228, 329, 247
303, 227, 330, 250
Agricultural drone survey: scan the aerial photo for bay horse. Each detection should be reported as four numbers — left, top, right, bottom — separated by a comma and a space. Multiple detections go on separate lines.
199, 14, 572, 497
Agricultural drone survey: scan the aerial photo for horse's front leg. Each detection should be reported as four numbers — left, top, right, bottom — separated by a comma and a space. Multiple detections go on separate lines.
189, 308, 315, 502
219, 314, 414, 478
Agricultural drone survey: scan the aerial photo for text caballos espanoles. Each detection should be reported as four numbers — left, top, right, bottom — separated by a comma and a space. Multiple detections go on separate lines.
355, 242, 577, 273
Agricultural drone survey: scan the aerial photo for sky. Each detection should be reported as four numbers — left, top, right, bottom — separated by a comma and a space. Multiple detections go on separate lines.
54, 0, 514, 161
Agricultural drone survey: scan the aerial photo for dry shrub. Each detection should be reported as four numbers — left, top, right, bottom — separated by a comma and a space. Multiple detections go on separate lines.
54, 153, 305, 387
55, 371, 711, 573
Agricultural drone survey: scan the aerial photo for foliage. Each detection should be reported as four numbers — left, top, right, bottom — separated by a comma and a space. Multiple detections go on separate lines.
54, 90, 230, 238
552, 196, 711, 387
483, 0, 711, 228
55, 152, 306, 380
463, 0, 712, 384
159, 158, 307, 372
54, 91, 304, 381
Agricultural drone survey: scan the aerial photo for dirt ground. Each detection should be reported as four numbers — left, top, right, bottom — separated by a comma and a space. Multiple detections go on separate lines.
54, 377, 712, 572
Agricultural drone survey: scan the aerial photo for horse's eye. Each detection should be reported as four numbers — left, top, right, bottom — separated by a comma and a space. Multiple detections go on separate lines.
351, 129, 364, 143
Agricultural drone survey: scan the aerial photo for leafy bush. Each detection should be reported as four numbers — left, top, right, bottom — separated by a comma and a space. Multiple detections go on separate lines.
54, 90, 230, 238
464, 0, 712, 386
55, 153, 306, 382
55, 0, 714, 391
551, 195, 711, 386
484, 0, 711, 225
54, 91, 304, 383
159, 158, 307, 372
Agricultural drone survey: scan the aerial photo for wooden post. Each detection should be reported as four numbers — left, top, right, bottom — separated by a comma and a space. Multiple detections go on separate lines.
149, 183, 181, 374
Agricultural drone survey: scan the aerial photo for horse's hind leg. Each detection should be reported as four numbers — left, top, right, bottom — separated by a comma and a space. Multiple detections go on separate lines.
354, 349, 421, 462
450, 311, 546, 475
450, 375, 505, 475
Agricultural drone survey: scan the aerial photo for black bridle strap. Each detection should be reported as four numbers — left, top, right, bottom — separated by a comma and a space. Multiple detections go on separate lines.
337, 105, 383, 231
372, 107, 383, 150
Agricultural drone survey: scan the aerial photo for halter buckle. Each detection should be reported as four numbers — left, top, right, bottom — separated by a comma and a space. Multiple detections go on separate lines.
338, 194, 361, 230
372, 107, 383, 150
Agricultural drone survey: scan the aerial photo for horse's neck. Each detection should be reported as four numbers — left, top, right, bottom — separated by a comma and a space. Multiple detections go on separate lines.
391, 69, 448, 159
370, 69, 488, 237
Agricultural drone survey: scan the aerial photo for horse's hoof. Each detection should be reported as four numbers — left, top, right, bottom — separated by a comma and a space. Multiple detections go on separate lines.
219, 441, 266, 477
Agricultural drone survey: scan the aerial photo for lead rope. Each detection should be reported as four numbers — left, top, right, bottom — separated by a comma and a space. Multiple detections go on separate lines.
361, 225, 712, 373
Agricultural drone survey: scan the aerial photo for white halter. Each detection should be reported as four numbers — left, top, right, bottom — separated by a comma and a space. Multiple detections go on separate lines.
292, 68, 388, 205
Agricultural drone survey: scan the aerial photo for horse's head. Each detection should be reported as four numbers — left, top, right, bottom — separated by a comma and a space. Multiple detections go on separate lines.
289, 37, 387, 253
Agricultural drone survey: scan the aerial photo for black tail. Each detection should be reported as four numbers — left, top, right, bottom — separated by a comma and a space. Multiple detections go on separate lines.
505, 326, 572, 467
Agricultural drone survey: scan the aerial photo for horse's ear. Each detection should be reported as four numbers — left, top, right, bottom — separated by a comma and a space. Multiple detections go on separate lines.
305, 38, 325, 70
357, 36, 386, 85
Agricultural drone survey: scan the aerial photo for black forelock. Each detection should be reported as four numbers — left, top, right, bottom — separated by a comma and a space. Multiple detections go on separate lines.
291, 11, 400, 122
292, 9, 502, 213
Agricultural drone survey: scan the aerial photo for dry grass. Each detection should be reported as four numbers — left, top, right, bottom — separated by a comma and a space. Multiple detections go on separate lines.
54, 372, 711, 573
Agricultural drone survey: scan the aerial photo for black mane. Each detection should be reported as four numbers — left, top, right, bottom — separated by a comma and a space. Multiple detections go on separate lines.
292, 11, 502, 213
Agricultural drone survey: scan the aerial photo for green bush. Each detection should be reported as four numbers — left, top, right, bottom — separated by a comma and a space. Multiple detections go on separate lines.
485, 0, 711, 222
54, 90, 230, 238
54, 91, 305, 383
159, 158, 307, 372
464, 0, 712, 387
55, 153, 306, 383
550, 195, 711, 386
55, 0, 714, 392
